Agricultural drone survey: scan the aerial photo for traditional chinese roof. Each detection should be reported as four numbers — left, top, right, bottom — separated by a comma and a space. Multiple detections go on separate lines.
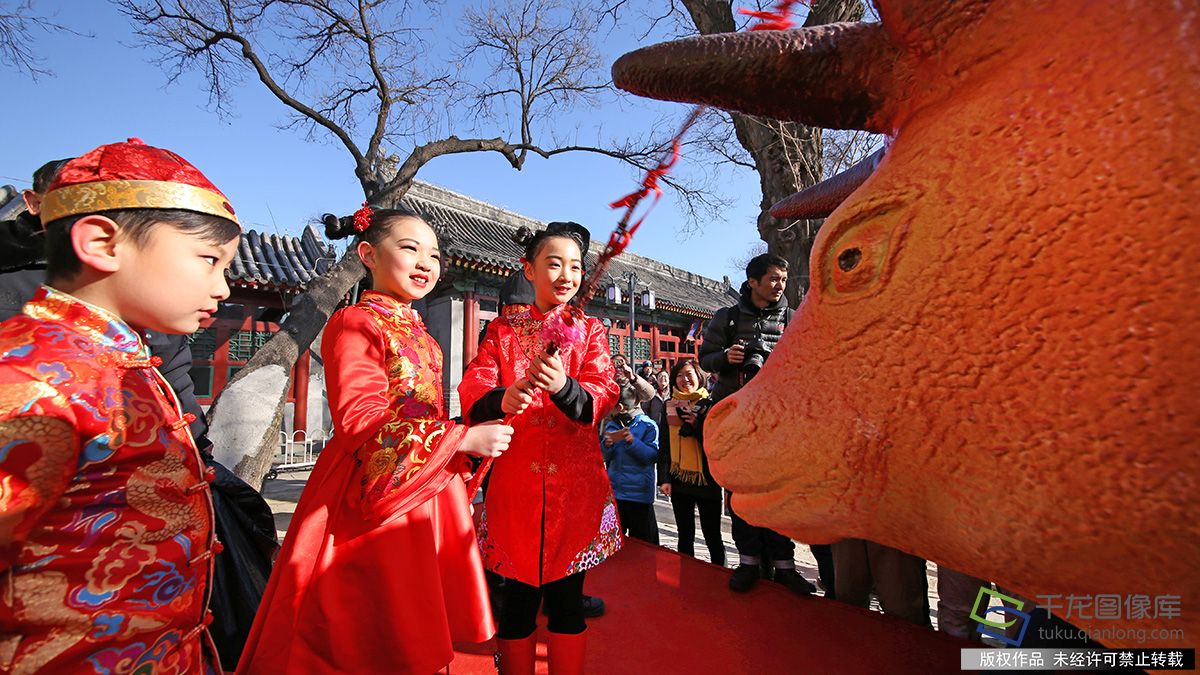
226, 224, 337, 291
2, 185, 337, 294
402, 181, 735, 318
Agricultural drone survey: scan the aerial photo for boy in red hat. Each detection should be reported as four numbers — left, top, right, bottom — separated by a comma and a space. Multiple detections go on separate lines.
0, 139, 241, 673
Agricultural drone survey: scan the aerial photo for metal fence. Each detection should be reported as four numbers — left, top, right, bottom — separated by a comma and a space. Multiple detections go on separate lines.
266, 429, 331, 481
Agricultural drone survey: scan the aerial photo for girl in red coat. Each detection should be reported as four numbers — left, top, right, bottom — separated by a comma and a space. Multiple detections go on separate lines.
459, 222, 620, 675
239, 207, 513, 674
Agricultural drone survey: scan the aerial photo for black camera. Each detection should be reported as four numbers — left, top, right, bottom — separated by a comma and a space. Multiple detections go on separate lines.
739, 338, 772, 384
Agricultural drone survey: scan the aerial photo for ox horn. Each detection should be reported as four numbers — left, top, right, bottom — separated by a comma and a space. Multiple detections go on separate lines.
770, 147, 885, 218
612, 22, 906, 133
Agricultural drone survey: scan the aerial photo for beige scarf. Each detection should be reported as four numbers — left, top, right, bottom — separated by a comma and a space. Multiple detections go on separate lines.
669, 388, 710, 485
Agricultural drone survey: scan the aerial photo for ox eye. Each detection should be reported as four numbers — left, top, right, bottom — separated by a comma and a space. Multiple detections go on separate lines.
837, 248, 862, 272
814, 193, 914, 303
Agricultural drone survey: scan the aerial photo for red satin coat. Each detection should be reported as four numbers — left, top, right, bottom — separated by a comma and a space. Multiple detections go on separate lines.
239, 291, 493, 675
0, 286, 218, 674
459, 305, 621, 586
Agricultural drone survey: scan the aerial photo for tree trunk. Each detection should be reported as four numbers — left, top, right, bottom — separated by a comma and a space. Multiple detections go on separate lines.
680, 0, 865, 304
208, 248, 366, 487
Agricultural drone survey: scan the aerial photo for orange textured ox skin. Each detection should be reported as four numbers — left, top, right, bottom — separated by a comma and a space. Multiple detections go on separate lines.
613, 0, 1199, 648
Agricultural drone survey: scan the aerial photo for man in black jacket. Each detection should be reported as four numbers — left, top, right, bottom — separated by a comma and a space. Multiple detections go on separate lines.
699, 254, 829, 596
0, 159, 71, 320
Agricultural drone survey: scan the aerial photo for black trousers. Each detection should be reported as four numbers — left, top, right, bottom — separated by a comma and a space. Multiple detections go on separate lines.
728, 493, 794, 562
498, 572, 587, 638
616, 499, 659, 544
810, 543, 836, 598
670, 492, 725, 566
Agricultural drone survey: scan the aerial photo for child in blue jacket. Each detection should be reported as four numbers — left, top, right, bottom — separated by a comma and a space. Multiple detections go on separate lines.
602, 385, 661, 543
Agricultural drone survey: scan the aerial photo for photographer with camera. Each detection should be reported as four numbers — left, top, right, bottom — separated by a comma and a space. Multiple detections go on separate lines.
699, 254, 823, 596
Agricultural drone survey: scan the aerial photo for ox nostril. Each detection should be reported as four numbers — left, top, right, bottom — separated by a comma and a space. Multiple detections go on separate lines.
837, 248, 862, 272
711, 397, 735, 425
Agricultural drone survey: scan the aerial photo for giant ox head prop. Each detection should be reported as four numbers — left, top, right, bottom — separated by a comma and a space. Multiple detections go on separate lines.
614, 0, 1198, 646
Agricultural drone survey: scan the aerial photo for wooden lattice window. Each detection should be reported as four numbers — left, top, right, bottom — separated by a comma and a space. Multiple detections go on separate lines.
629, 337, 651, 361
188, 327, 219, 360
228, 329, 272, 361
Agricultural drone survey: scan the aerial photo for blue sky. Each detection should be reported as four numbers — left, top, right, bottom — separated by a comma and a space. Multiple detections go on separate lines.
2, 1, 769, 283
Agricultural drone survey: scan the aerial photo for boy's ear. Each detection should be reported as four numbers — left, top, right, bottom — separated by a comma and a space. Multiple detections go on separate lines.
356, 240, 375, 271
71, 215, 123, 274
21, 189, 42, 217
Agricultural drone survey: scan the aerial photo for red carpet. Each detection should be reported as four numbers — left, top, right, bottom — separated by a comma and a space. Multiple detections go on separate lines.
452, 538, 966, 674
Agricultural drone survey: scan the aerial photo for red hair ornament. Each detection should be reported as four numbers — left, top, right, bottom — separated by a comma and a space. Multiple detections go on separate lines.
353, 202, 374, 233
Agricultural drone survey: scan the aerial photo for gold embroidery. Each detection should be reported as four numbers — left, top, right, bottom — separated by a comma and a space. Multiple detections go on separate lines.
546, 463, 559, 475
364, 448, 399, 483
0, 417, 74, 544
354, 295, 454, 495
0, 382, 67, 413
125, 442, 209, 544
530, 461, 541, 474
5, 572, 91, 674
39, 180, 239, 226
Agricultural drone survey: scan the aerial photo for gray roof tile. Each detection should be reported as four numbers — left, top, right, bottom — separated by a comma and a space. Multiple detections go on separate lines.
229, 227, 336, 290
403, 181, 734, 316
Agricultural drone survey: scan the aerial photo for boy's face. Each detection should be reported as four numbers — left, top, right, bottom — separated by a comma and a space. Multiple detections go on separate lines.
113, 222, 238, 334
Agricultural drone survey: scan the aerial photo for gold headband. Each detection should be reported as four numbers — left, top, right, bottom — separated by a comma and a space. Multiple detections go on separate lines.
39, 179, 240, 227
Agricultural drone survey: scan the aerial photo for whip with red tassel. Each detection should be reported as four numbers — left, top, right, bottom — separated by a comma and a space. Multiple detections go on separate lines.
466, 0, 805, 501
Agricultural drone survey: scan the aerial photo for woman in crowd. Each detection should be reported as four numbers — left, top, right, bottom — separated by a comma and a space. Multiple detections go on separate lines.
662, 358, 726, 566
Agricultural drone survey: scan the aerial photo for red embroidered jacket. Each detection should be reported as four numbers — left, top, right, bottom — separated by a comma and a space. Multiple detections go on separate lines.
0, 287, 217, 674
238, 291, 489, 674
459, 304, 620, 586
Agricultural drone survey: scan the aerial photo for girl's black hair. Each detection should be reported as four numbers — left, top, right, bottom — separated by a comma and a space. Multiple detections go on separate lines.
511, 221, 590, 263
322, 204, 430, 246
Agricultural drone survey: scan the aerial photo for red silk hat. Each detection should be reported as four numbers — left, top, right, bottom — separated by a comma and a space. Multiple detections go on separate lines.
39, 138, 240, 227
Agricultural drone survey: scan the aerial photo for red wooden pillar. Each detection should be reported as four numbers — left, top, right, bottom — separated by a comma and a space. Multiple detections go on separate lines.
293, 350, 311, 434
650, 325, 660, 361
463, 291, 479, 367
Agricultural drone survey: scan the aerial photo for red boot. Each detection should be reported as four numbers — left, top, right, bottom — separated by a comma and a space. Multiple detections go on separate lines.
547, 629, 587, 675
496, 634, 537, 675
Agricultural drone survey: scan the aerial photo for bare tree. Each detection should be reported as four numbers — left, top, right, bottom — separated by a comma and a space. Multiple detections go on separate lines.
604, 0, 873, 304
463, 0, 731, 222
728, 240, 767, 279
115, 0, 712, 485
1, 0, 82, 78
824, 128, 884, 180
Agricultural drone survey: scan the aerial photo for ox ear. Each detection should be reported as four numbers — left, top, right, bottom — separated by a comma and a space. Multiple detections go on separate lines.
612, 22, 911, 133
771, 147, 886, 218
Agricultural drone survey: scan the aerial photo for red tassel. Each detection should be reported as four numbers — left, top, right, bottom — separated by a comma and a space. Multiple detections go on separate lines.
738, 0, 807, 31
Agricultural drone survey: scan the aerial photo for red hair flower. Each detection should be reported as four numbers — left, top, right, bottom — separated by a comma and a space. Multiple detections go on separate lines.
353, 202, 373, 232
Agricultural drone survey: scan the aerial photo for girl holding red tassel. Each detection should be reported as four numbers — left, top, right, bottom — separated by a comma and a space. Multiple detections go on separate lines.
459, 222, 620, 675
